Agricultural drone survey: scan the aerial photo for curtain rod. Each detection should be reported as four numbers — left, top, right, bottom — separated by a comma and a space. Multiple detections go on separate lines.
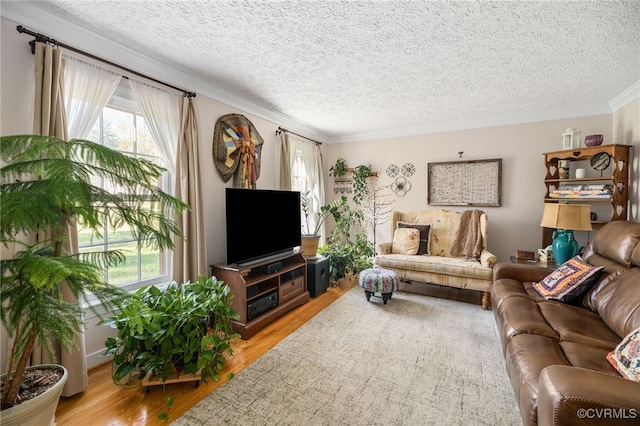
275, 127, 322, 145
16, 25, 196, 98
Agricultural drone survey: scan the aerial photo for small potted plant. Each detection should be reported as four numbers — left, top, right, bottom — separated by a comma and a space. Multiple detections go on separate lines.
329, 158, 348, 178
300, 193, 348, 257
0, 134, 187, 425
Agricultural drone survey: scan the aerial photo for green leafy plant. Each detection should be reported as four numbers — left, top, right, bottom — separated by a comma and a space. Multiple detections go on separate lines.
352, 164, 374, 206
353, 232, 375, 270
103, 276, 238, 383
317, 195, 374, 284
102, 276, 239, 421
301, 193, 348, 236
317, 243, 353, 283
0, 134, 188, 410
328, 158, 348, 178
318, 233, 373, 284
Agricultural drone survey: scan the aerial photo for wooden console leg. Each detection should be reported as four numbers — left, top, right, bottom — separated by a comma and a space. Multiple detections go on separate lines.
481, 292, 491, 310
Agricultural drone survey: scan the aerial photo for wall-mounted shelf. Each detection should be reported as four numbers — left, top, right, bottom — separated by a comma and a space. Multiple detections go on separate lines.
332, 167, 378, 193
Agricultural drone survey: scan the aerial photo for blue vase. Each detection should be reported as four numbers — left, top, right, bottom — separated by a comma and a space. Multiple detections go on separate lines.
552, 230, 578, 265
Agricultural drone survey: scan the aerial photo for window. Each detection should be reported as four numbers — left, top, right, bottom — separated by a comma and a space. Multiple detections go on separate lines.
291, 148, 309, 194
78, 85, 172, 292
288, 140, 325, 239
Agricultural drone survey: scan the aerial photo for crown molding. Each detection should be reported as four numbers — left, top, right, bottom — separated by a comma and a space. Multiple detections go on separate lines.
609, 80, 640, 112
0, 2, 328, 142
328, 103, 613, 143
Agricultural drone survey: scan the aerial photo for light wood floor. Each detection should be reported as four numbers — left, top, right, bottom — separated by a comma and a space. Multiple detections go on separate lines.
55, 280, 357, 425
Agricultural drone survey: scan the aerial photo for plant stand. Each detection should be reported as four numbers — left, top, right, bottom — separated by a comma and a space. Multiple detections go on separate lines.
141, 369, 202, 393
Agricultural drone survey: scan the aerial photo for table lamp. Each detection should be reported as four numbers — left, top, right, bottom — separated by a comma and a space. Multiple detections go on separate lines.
540, 203, 592, 264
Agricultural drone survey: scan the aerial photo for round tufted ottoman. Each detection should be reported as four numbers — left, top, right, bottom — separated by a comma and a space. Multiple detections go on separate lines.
358, 268, 398, 304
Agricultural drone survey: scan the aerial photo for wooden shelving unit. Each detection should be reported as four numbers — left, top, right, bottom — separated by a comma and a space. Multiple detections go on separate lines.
210, 250, 309, 339
541, 143, 631, 247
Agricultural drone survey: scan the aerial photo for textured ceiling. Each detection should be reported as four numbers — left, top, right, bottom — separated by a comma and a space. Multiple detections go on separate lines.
6, 1, 640, 142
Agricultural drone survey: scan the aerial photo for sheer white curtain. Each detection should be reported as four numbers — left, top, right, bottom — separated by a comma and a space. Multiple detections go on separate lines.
63, 55, 121, 139
279, 133, 326, 238
129, 80, 180, 175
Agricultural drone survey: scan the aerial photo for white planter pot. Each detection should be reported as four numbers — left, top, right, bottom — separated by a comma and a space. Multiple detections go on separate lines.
0, 364, 68, 426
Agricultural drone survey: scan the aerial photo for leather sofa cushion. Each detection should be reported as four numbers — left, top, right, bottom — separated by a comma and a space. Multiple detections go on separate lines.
577, 269, 623, 312
594, 268, 640, 338
491, 277, 546, 307
493, 287, 559, 345
559, 341, 619, 374
539, 302, 621, 350
584, 221, 640, 267
505, 334, 570, 426
633, 242, 640, 267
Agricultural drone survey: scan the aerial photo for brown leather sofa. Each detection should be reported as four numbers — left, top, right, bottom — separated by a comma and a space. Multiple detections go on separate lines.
491, 221, 640, 425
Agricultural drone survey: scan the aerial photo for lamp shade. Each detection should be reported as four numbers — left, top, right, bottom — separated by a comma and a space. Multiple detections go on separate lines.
540, 203, 592, 231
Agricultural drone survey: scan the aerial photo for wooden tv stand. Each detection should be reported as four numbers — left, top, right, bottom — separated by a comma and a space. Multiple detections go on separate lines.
210, 250, 309, 339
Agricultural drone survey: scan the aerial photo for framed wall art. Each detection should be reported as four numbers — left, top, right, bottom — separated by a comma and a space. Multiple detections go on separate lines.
428, 158, 502, 207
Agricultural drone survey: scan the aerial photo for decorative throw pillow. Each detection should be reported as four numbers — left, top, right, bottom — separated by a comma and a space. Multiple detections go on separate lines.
397, 222, 431, 255
607, 326, 640, 382
391, 228, 420, 255
532, 255, 604, 302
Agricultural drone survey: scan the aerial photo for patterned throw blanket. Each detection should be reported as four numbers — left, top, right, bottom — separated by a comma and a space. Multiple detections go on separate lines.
450, 209, 484, 259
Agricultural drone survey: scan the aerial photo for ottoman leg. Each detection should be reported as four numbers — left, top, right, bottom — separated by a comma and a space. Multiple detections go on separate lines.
365, 291, 373, 301
382, 293, 391, 304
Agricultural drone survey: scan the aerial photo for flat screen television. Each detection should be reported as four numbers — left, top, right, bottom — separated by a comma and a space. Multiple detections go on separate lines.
225, 188, 301, 266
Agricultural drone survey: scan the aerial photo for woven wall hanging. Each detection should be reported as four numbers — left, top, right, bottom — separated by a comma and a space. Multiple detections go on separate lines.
213, 113, 264, 188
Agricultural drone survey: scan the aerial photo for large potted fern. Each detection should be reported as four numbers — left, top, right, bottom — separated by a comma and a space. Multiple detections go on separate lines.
0, 134, 188, 425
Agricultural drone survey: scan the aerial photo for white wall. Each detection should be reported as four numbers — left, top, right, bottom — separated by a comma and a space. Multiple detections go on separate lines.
1, 14, 638, 369
322, 114, 635, 262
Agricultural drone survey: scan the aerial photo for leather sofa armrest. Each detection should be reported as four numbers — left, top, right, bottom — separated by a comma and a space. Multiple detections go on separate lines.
492, 262, 551, 283
538, 365, 640, 426
480, 250, 497, 268
377, 242, 392, 255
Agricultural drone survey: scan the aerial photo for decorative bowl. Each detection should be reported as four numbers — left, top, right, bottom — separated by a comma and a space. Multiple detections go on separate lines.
584, 134, 603, 147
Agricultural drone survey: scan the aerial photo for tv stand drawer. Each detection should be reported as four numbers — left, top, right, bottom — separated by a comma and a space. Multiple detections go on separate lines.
280, 276, 304, 302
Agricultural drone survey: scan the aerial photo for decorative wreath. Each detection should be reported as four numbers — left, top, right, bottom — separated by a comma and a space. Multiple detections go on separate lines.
386, 164, 399, 177
213, 113, 264, 188
391, 176, 412, 197
401, 163, 415, 177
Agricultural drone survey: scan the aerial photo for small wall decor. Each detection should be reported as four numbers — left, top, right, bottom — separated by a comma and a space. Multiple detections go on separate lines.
386, 163, 399, 177
401, 163, 415, 177
428, 158, 502, 206
391, 176, 412, 197
213, 113, 264, 188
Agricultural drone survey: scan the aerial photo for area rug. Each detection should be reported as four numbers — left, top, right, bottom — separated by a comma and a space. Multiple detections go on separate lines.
173, 287, 520, 425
